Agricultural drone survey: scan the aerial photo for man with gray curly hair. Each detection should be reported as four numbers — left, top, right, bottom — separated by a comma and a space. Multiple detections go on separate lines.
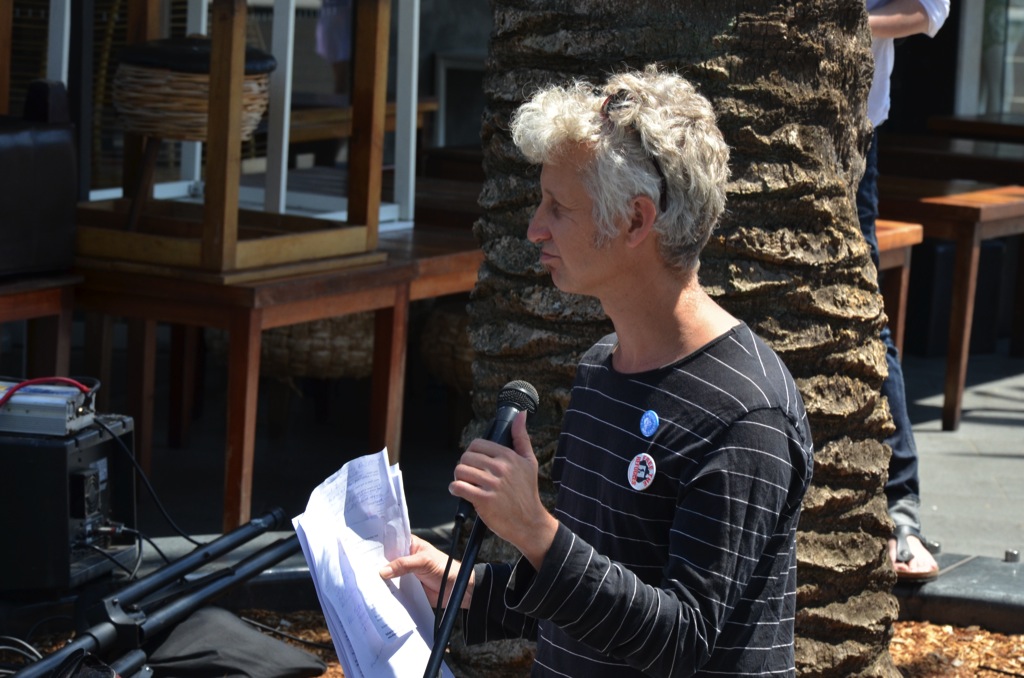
383, 65, 814, 677
513, 67, 730, 274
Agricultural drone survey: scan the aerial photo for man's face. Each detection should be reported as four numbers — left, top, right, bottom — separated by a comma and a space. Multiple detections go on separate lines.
526, 146, 624, 297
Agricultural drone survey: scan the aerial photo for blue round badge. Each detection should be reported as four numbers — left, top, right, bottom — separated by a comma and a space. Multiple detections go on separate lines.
640, 409, 659, 437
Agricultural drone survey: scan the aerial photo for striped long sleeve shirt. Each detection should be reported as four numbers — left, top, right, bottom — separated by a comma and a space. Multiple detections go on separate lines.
465, 324, 814, 677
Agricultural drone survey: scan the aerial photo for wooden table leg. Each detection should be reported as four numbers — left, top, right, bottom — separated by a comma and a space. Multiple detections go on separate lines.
943, 227, 983, 431
126, 136, 161, 232
24, 285, 73, 377
371, 284, 410, 465
880, 249, 912, 358
126, 318, 158, 473
54, 291, 73, 376
223, 310, 263, 531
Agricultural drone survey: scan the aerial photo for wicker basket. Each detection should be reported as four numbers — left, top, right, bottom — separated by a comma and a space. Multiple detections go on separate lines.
205, 312, 376, 380
205, 301, 473, 387
113, 64, 270, 141
420, 300, 474, 394
111, 36, 275, 142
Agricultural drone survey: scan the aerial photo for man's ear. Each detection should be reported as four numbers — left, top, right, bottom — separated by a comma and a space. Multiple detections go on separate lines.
625, 194, 658, 247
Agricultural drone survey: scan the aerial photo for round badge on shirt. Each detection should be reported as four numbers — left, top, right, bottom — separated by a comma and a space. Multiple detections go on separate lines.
640, 409, 659, 437
627, 452, 656, 491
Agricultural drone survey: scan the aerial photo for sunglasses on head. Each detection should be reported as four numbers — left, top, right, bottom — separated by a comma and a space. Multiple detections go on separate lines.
600, 90, 669, 214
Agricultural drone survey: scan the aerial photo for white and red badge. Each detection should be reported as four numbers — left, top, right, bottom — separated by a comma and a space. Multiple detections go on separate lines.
627, 452, 657, 491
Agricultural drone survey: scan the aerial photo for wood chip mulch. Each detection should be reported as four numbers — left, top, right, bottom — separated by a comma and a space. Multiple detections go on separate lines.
7, 611, 1022, 677
890, 620, 1024, 677
240, 611, 1024, 678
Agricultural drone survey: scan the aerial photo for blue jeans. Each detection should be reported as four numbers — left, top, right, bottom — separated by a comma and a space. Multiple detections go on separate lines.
857, 131, 921, 532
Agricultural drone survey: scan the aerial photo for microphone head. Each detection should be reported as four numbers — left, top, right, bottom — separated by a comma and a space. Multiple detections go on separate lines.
498, 380, 540, 413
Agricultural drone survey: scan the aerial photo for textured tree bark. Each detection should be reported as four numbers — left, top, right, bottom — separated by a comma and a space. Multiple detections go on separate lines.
459, 2, 898, 676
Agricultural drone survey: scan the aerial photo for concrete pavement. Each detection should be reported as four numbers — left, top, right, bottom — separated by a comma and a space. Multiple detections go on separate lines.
904, 343, 1024, 562
893, 341, 1024, 633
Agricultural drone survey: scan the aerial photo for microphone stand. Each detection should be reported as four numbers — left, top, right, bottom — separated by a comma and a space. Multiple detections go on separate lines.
423, 515, 488, 678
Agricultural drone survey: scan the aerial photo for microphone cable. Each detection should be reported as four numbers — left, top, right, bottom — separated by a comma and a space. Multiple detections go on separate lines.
433, 510, 468, 636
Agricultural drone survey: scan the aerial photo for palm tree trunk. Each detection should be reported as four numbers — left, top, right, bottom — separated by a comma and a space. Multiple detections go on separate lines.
461, 2, 899, 675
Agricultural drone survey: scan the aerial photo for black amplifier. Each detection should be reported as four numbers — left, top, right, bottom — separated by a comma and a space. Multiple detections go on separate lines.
0, 415, 137, 594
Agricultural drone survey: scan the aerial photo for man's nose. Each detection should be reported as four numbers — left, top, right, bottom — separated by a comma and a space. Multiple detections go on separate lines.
526, 211, 547, 243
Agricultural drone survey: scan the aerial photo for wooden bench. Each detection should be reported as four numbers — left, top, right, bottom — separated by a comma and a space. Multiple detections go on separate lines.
253, 95, 439, 147
927, 113, 1024, 144
288, 98, 438, 145
0, 274, 79, 377
878, 176, 1024, 431
878, 133, 1024, 186
408, 145, 485, 229
876, 219, 924, 356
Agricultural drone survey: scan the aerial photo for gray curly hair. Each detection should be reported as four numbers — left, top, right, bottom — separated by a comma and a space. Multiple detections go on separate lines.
510, 64, 730, 271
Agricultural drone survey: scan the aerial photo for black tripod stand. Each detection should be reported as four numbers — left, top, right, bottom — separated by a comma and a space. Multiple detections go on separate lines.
14, 509, 300, 678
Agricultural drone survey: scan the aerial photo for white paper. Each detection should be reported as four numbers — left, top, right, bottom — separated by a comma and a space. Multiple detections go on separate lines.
293, 448, 453, 677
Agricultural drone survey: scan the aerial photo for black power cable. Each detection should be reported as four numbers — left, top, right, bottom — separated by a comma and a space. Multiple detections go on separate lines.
92, 416, 207, 548
239, 617, 334, 652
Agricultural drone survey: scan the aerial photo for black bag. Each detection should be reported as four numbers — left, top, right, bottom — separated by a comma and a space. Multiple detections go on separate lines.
143, 607, 325, 678
52, 649, 119, 678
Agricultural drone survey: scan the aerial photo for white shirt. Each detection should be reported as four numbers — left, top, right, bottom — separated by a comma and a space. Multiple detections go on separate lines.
866, 0, 951, 126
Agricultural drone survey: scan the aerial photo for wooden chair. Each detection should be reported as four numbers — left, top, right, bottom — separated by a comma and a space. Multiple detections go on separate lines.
0, 275, 79, 378
75, 0, 393, 282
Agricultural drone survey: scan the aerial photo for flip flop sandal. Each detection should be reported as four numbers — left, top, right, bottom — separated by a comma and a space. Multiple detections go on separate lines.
893, 524, 941, 582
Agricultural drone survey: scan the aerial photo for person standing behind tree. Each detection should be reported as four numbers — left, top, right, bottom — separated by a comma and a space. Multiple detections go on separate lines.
316, 0, 354, 102
861, 0, 950, 582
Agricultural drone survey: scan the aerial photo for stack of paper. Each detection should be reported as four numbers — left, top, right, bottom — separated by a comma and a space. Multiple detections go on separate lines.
293, 449, 453, 677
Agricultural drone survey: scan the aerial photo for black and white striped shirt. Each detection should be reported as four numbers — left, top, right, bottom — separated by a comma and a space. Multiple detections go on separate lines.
465, 324, 814, 677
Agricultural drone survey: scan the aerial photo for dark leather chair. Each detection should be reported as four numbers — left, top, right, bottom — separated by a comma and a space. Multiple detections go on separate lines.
0, 80, 77, 278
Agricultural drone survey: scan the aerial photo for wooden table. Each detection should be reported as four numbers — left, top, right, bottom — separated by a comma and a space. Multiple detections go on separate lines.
878, 177, 1024, 431
75, 226, 482, 530
878, 133, 1024, 186
928, 113, 1024, 143
0, 273, 79, 377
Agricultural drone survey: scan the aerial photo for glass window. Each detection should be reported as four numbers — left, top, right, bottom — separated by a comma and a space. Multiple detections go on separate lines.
980, 0, 1024, 113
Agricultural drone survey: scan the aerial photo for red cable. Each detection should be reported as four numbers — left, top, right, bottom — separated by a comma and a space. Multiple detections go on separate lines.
0, 377, 95, 410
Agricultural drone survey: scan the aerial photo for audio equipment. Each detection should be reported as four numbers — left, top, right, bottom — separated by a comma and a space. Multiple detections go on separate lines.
0, 415, 137, 593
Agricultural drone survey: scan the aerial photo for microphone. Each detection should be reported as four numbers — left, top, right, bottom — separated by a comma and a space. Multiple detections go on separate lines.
454, 380, 540, 522
427, 380, 540, 678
